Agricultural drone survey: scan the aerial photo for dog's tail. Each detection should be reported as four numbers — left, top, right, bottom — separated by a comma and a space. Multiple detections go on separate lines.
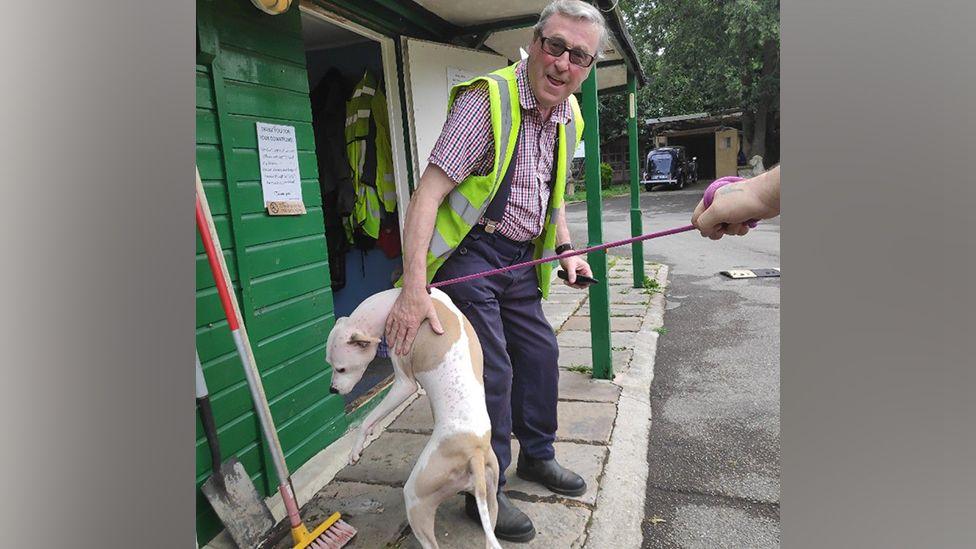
469, 453, 502, 549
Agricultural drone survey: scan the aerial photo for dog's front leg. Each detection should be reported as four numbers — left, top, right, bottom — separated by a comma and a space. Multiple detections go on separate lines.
350, 376, 418, 464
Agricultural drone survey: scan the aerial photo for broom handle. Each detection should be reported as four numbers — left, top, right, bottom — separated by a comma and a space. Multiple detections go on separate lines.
195, 169, 292, 486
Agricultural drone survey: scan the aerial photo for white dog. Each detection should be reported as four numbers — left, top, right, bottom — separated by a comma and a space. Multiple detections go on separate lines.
327, 288, 501, 549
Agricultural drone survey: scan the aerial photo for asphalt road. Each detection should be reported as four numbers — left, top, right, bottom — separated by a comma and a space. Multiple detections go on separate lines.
564, 180, 781, 548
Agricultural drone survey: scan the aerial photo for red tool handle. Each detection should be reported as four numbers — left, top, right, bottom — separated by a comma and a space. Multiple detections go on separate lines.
195, 196, 239, 331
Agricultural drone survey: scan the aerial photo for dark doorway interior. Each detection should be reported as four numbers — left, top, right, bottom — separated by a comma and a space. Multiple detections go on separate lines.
667, 133, 715, 181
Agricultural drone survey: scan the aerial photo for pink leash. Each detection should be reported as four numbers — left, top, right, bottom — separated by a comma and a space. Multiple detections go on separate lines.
428, 177, 752, 289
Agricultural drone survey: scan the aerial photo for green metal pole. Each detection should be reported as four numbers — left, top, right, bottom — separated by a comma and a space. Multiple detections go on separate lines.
581, 69, 613, 380
628, 72, 645, 287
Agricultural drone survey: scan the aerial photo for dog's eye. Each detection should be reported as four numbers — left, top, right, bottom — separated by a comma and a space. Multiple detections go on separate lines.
355, 341, 370, 349
335, 367, 346, 374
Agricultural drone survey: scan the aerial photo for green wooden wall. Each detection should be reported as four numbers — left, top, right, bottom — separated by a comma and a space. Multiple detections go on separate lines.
195, 0, 347, 543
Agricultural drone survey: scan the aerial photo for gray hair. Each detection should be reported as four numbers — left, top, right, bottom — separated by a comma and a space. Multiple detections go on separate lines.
533, 0, 610, 56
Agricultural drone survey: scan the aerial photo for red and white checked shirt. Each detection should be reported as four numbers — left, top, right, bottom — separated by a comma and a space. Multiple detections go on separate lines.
428, 62, 571, 242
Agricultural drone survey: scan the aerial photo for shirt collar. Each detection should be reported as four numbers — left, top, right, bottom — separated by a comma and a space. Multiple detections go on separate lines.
515, 61, 571, 125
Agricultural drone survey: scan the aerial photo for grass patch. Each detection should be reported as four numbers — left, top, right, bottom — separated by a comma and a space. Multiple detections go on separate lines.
641, 275, 663, 294
566, 365, 593, 375
564, 183, 635, 204
653, 326, 668, 335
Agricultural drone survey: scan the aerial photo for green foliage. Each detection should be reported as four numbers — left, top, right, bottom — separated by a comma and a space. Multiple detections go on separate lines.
603, 1, 779, 156
600, 162, 613, 188
641, 275, 662, 294
564, 183, 633, 203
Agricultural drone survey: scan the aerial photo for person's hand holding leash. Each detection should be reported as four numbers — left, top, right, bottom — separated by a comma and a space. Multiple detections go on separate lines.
692, 165, 780, 240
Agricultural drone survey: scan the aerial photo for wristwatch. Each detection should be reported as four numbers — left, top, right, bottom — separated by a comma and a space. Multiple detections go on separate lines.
555, 243, 573, 255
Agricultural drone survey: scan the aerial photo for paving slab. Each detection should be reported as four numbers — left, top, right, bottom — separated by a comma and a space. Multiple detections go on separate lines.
542, 302, 583, 330
558, 347, 633, 372
576, 303, 649, 317
557, 370, 620, 402
504, 439, 608, 505
557, 330, 633, 349
556, 401, 617, 444
561, 315, 642, 332
272, 481, 408, 549
543, 292, 586, 304
610, 291, 655, 305
388, 395, 434, 434
334, 431, 427, 486
397, 496, 591, 549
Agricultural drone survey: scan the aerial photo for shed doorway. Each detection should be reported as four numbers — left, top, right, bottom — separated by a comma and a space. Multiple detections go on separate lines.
299, 5, 409, 411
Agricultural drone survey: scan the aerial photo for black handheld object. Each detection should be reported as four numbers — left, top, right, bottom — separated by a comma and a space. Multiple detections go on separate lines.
557, 269, 600, 287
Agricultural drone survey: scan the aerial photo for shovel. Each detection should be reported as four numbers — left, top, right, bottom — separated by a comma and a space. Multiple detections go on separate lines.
197, 351, 275, 547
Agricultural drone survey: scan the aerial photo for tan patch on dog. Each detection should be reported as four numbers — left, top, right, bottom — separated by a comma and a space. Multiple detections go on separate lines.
404, 300, 461, 375
464, 319, 484, 384
411, 432, 493, 498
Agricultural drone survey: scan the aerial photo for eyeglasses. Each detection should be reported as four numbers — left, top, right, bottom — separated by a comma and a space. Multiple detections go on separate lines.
538, 35, 596, 68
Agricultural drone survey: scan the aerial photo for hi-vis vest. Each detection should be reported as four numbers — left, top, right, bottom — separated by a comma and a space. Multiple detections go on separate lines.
425, 63, 584, 298
345, 70, 396, 240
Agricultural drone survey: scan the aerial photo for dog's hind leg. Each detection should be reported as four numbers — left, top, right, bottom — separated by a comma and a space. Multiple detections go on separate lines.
404, 489, 440, 549
404, 471, 461, 549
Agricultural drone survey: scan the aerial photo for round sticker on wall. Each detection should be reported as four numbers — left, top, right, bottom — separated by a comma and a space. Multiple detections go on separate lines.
250, 0, 292, 15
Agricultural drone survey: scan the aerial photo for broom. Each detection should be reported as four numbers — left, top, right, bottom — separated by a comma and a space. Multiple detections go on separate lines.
195, 169, 357, 548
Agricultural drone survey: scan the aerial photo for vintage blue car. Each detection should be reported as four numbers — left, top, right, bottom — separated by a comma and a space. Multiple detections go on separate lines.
641, 146, 696, 191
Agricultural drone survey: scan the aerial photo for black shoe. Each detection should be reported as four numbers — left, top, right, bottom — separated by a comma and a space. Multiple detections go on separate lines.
464, 491, 535, 543
515, 454, 587, 497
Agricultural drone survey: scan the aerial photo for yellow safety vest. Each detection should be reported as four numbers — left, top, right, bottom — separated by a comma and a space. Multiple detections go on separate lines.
345, 70, 396, 240
422, 62, 583, 298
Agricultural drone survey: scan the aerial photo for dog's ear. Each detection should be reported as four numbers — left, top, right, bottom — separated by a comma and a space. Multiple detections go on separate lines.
348, 329, 381, 346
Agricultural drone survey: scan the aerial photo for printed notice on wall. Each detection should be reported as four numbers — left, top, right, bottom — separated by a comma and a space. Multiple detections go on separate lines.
256, 122, 306, 215
446, 67, 479, 95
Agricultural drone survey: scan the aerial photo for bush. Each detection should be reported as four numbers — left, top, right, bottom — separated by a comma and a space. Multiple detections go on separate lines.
600, 162, 613, 188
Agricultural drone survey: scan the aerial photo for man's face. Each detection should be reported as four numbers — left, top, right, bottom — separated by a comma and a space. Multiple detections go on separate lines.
526, 13, 602, 111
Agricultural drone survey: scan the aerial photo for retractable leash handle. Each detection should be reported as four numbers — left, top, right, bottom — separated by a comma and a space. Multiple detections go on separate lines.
428, 177, 755, 290
702, 176, 759, 228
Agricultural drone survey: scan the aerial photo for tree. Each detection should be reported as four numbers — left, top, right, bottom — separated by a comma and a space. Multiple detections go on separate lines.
608, 0, 779, 161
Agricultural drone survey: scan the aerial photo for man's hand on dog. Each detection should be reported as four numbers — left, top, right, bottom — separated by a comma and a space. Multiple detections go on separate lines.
558, 255, 593, 289
386, 286, 445, 356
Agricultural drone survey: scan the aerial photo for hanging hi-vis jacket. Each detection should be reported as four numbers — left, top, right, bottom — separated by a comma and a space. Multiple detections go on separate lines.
345, 70, 396, 241
424, 63, 584, 298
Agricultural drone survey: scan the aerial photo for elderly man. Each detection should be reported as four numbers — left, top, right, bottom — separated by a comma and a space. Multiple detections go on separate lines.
385, 0, 608, 541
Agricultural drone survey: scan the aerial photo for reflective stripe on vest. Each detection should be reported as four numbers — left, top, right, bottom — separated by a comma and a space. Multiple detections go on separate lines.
428, 71, 516, 259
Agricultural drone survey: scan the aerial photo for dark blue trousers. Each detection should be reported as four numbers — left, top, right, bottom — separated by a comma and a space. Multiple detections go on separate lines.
432, 226, 560, 488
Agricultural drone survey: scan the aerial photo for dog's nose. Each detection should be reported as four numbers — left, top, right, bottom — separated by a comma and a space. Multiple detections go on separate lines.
329, 386, 339, 394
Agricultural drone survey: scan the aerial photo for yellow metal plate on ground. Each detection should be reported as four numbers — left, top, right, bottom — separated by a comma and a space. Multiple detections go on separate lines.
720, 268, 781, 279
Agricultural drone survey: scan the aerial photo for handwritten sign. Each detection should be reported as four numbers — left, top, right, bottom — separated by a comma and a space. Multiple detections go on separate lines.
446, 67, 479, 95
256, 122, 305, 215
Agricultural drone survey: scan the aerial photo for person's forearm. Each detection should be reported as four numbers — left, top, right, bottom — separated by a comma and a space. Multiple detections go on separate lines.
753, 165, 780, 218
555, 207, 572, 248
401, 166, 454, 289
400, 188, 439, 289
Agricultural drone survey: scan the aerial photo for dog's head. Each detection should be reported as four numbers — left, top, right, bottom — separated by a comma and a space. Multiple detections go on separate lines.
326, 316, 382, 395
